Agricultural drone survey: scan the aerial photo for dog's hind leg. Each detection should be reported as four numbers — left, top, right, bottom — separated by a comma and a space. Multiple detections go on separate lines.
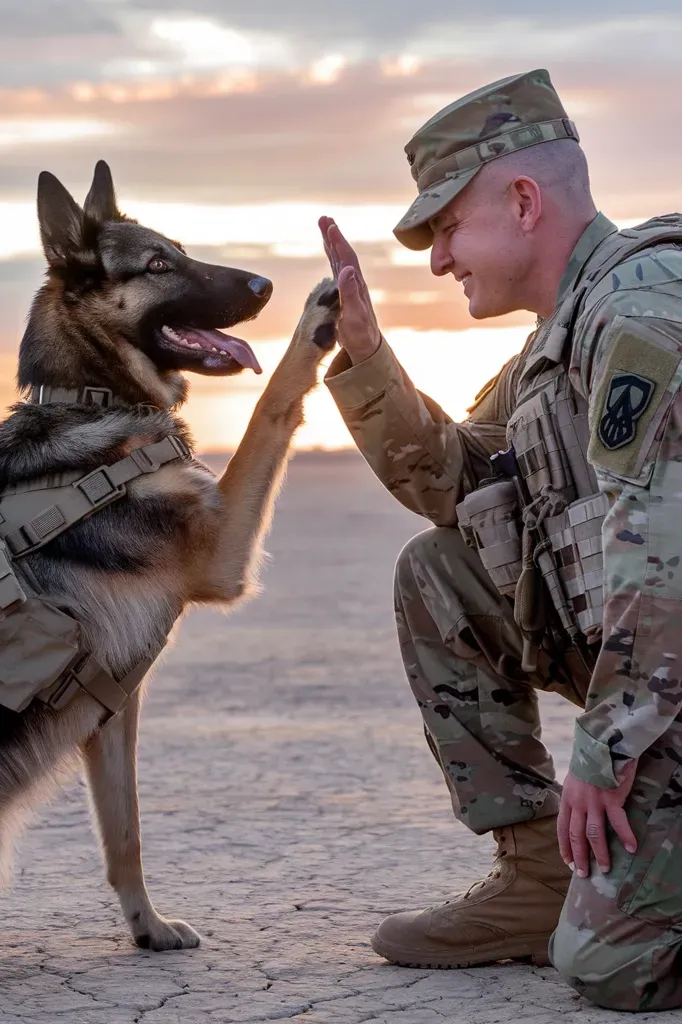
80, 689, 201, 951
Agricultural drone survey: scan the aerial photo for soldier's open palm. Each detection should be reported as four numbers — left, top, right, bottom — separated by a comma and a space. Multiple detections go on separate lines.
318, 217, 381, 364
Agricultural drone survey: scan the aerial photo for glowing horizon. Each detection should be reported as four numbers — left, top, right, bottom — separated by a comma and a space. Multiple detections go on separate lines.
1, 5, 678, 451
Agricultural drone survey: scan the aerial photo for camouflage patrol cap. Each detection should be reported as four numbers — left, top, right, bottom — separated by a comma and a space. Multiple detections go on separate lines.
393, 69, 579, 250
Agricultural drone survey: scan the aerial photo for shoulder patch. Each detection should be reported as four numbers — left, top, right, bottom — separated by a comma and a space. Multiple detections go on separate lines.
598, 372, 654, 450
588, 317, 682, 481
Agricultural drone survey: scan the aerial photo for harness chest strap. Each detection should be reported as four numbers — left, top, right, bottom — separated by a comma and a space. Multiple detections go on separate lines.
0, 434, 189, 558
0, 432, 190, 717
38, 651, 156, 716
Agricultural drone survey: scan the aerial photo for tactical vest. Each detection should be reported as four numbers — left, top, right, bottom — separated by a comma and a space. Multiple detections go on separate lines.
0, 386, 191, 717
457, 215, 682, 671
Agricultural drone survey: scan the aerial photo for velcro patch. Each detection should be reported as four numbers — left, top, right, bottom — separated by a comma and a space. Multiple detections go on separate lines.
588, 319, 681, 480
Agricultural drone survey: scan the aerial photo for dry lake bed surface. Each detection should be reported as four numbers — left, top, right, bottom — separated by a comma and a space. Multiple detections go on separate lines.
0, 452, 673, 1023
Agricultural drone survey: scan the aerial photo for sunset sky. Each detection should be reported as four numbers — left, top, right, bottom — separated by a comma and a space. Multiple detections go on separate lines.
1, 2, 680, 449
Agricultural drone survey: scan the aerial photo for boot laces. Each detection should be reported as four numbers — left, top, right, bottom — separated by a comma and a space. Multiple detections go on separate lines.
444, 831, 508, 904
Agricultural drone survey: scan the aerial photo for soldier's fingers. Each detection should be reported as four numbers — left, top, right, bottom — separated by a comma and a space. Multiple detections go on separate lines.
318, 218, 341, 276
586, 808, 610, 874
556, 801, 573, 866
568, 808, 591, 878
322, 221, 345, 277
338, 267, 370, 322
327, 223, 363, 275
326, 223, 377, 312
337, 269, 381, 354
340, 264, 380, 329
606, 805, 638, 857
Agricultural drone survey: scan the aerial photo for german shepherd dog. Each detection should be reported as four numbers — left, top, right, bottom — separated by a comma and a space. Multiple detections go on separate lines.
0, 161, 339, 950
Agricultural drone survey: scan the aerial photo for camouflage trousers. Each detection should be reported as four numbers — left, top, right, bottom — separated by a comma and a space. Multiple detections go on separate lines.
396, 526, 682, 1012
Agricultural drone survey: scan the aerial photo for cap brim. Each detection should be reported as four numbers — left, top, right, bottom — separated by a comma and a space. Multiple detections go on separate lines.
392, 166, 480, 250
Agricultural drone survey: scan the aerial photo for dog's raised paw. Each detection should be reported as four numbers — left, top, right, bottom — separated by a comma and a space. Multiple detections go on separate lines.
313, 284, 340, 351
299, 279, 340, 353
312, 319, 338, 352
317, 284, 340, 310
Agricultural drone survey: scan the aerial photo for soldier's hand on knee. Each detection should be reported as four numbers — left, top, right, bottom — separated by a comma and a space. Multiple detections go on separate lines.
318, 217, 381, 365
557, 761, 638, 877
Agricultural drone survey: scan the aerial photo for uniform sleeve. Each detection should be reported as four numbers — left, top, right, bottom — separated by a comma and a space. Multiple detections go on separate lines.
569, 310, 682, 788
324, 338, 514, 526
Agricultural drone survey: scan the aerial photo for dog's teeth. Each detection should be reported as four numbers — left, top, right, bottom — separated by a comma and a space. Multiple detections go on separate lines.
211, 347, 220, 353
162, 326, 211, 354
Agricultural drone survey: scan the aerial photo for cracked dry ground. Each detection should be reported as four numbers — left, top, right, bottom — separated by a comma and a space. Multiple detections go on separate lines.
0, 453, 670, 1024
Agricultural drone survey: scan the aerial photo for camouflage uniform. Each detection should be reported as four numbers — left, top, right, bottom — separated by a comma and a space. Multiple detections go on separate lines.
326, 70, 682, 1011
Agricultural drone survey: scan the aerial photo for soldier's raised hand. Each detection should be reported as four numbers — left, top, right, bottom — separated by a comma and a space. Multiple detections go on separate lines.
318, 217, 381, 365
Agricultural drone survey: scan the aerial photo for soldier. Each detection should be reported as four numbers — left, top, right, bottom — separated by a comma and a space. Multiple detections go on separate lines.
319, 69, 682, 1012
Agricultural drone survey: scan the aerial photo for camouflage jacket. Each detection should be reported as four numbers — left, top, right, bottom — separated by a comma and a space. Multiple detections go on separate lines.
325, 211, 682, 789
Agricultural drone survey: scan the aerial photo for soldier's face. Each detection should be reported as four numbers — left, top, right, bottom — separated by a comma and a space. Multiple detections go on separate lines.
429, 173, 535, 320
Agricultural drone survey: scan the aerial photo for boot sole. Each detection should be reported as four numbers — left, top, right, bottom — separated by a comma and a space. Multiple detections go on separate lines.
371, 935, 553, 970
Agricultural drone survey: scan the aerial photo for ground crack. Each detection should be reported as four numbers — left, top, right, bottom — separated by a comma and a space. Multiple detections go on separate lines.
134, 989, 189, 1024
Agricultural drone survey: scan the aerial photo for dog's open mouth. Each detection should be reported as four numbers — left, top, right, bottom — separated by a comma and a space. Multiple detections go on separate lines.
159, 325, 263, 374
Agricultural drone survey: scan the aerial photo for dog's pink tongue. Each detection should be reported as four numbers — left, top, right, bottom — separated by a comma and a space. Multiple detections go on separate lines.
193, 328, 262, 374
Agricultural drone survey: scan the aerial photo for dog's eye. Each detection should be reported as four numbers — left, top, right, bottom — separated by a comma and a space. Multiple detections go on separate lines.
147, 257, 170, 274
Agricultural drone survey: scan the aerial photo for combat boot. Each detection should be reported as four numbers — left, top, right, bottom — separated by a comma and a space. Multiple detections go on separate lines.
371, 815, 571, 968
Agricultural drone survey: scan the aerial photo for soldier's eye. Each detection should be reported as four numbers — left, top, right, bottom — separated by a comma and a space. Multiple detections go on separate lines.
148, 257, 170, 273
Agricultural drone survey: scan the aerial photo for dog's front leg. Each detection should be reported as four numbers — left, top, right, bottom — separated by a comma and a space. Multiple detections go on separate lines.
193, 280, 340, 602
80, 690, 201, 951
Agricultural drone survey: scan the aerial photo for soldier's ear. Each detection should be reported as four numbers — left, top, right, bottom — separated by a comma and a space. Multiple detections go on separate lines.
37, 171, 85, 268
83, 160, 121, 225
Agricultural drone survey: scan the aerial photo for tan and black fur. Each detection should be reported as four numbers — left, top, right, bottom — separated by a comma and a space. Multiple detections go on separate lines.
0, 161, 340, 950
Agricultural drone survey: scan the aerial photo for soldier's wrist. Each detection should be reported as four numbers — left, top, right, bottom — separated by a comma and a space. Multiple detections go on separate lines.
345, 338, 381, 366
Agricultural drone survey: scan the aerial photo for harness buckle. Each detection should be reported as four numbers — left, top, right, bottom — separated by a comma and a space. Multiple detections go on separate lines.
46, 652, 100, 710
76, 467, 125, 507
46, 654, 85, 709
168, 434, 191, 460
4, 505, 70, 558
129, 436, 191, 474
82, 387, 113, 408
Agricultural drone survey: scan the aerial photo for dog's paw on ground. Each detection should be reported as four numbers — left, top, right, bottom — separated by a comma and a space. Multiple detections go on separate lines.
134, 915, 201, 952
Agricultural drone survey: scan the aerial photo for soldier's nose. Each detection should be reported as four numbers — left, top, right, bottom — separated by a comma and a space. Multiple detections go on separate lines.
248, 276, 273, 300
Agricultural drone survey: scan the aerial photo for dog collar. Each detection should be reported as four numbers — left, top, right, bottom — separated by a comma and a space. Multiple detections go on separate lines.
28, 384, 160, 413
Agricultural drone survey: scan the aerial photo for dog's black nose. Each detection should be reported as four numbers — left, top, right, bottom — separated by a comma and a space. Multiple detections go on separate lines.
248, 276, 272, 299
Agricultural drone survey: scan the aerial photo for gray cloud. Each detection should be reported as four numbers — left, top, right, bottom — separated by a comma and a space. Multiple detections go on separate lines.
0, 0, 119, 37
0, 1, 680, 89
119, 0, 682, 42
2, 58, 680, 221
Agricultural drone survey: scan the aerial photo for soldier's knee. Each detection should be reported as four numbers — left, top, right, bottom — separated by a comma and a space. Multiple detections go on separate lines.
550, 922, 645, 1012
394, 527, 464, 599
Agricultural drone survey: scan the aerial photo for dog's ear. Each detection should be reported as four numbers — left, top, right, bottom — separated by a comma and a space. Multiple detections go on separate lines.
83, 160, 120, 225
37, 171, 85, 268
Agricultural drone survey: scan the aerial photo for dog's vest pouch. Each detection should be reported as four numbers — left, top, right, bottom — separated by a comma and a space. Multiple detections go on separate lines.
0, 594, 81, 712
0, 432, 190, 716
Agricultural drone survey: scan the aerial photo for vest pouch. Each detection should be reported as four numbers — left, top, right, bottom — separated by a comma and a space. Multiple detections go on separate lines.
0, 598, 81, 712
456, 479, 522, 596
544, 492, 609, 640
